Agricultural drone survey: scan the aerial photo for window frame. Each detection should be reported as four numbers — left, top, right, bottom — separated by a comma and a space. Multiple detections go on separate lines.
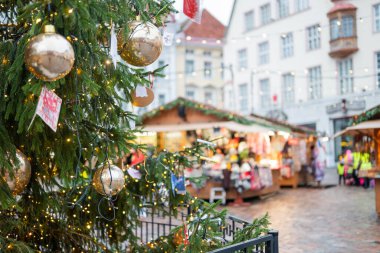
260, 3, 272, 25
282, 73, 295, 105
376, 52, 380, 89
281, 32, 294, 58
237, 48, 248, 70
204, 61, 212, 79
239, 83, 249, 113
295, 0, 309, 12
277, 0, 289, 19
374, 3, 380, 33
338, 58, 354, 95
244, 10, 255, 31
306, 24, 321, 51
260, 79, 271, 108
308, 66, 322, 100
185, 59, 195, 75
258, 41, 270, 65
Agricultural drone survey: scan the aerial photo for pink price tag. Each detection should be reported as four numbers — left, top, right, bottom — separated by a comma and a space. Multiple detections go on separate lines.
36, 87, 62, 132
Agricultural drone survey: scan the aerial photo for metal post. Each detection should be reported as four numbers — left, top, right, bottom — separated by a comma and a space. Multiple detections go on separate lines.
268, 230, 279, 253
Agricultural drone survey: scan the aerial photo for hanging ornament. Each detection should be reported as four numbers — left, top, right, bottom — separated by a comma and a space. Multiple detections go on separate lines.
3, 150, 32, 195
117, 21, 162, 67
173, 228, 185, 246
131, 85, 155, 107
93, 163, 125, 196
24, 24, 75, 82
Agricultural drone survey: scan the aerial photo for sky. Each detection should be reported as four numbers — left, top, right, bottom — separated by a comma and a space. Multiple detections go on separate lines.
174, 0, 235, 25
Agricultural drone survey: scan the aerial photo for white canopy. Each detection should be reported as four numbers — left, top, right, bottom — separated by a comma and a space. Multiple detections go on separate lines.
143, 121, 272, 133
334, 120, 380, 138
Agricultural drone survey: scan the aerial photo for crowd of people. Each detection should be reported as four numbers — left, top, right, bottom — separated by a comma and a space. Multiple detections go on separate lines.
336, 146, 374, 188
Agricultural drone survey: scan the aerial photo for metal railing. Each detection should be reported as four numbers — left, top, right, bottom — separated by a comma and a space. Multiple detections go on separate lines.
136, 207, 279, 253
209, 231, 279, 253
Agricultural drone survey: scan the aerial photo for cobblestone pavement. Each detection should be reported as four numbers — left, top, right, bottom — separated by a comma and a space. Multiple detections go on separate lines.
226, 168, 380, 253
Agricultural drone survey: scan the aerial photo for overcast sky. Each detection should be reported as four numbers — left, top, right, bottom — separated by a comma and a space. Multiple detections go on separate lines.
174, 0, 235, 25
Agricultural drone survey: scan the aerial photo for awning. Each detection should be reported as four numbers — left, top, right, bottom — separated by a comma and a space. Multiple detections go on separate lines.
143, 121, 273, 133
334, 120, 380, 138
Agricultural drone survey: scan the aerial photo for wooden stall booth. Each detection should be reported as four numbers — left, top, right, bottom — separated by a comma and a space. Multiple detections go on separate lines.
248, 115, 317, 189
138, 98, 292, 201
337, 105, 380, 217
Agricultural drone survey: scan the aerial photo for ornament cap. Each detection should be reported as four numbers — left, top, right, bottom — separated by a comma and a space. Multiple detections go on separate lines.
43, 24, 56, 34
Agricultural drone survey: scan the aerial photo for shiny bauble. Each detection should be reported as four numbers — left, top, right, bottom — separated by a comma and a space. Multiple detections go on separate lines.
93, 164, 125, 196
3, 150, 32, 195
117, 21, 162, 67
131, 87, 155, 107
24, 24, 75, 81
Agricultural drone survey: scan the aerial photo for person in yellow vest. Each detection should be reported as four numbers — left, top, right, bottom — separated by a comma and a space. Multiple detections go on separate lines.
360, 152, 372, 189
337, 155, 345, 185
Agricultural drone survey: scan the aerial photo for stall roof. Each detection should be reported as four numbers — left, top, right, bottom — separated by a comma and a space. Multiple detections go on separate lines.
334, 120, 380, 138
249, 113, 317, 136
352, 104, 380, 125
140, 97, 291, 132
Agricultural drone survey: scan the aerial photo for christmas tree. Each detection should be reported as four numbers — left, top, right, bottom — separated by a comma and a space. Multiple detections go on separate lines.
0, 0, 269, 252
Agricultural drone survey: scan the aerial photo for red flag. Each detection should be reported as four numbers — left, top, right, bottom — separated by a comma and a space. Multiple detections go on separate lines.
183, 0, 201, 23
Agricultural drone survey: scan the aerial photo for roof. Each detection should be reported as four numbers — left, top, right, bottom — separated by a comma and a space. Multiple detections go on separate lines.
250, 113, 317, 135
182, 9, 225, 39
335, 120, 380, 138
352, 104, 380, 125
327, 2, 357, 15
139, 97, 313, 134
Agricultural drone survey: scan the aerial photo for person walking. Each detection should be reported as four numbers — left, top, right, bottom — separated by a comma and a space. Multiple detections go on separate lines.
344, 149, 354, 185
313, 140, 326, 187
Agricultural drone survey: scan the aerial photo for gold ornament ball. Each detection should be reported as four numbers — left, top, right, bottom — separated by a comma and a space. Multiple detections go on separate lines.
24, 25, 75, 82
117, 21, 163, 67
93, 164, 125, 196
3, 150, 32, 195
131, 87, 155, 107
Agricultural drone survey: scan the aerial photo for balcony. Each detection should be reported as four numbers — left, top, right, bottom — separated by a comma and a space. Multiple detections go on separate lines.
329, 36, 358, 58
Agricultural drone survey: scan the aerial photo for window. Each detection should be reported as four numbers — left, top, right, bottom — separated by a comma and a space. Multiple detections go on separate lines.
258, 41, 269, 65
260, 4, 272, 25
158, 94, 166, 105
330, 18, 340, 40
376, 52, 380, 88
308, 66, 322, 100
220, 63, 224, 79
239, 83, 249, 112
186, 86, 196, 99
204, 61, 212, 78
375, 4, 380, 32
281, 33, 293, 58
237, 49, 248, 70
185, 49, 194, 54
306, 24, 321, 50
338, 58, 353, 94
203, 51, 212, 56
282, 73, 295, 104
295, 0, 309, 12
205, 90, 214, 105
342, 16, 354, 37
330, 16, 355, 40
185, 60, 194, 75
277, 0, 289, 18
244, 10, 255, 31
260, 79, 271, 108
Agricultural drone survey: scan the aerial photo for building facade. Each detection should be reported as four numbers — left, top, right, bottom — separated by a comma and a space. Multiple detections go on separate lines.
175, 10, 225, 108
224, 0, 380, 165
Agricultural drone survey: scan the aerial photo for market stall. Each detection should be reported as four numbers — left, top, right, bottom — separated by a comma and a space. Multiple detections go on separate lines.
336, 111, 380, 217
248, 115, 317, 188
139, 98, 294, 201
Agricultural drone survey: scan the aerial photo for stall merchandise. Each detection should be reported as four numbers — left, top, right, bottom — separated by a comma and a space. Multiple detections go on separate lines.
337, 105, 380, 217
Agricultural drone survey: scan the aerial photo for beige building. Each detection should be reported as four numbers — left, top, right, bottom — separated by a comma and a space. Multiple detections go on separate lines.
175, 10, 226, 107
